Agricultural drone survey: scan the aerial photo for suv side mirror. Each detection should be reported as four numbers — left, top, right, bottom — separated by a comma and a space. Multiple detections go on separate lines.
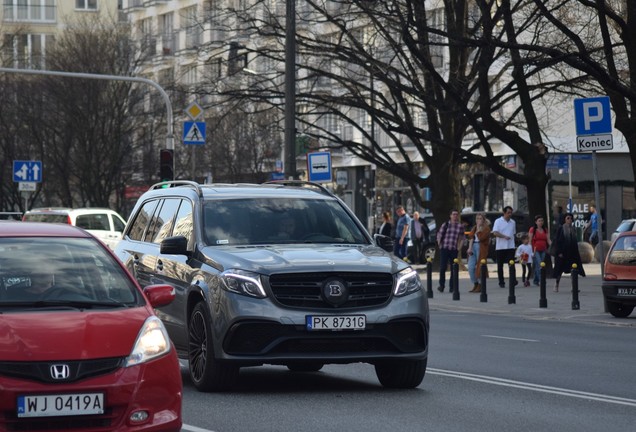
160, 236, 190, 256
374, 234, 394, 252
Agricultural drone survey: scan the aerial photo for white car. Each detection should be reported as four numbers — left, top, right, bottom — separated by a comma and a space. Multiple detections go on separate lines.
22, 207, 127, 249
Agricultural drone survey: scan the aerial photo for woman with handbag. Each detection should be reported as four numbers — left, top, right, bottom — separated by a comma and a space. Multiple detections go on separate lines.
528, 215, 551, 286
467, 213, 491, 293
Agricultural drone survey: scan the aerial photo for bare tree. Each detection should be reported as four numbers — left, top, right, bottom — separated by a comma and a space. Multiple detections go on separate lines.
0, 14, 148, 212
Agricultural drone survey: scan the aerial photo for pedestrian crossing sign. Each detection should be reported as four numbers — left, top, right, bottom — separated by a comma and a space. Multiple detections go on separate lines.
183, 121, 206, 145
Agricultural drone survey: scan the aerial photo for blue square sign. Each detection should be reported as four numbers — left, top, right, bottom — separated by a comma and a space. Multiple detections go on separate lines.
573, 96, 612, 136
13, 160, 42, 183
307, 152, 331, 183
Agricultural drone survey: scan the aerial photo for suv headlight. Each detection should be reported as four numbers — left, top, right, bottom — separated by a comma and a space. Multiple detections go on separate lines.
125, 316, 171, 367
221, 269, 267, 298
394, 268, 422, 297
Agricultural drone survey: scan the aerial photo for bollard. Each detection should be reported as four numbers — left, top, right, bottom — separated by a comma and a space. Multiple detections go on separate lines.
539, 261, 547, 308
508, 259, 516, 304
452, 258, 460, 301
571, 264, 580, 310
426, 258, 433, 298
479, 259, 488, 303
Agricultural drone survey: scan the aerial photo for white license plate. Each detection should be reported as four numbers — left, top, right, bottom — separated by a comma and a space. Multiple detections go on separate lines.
17, 393, 104, 418
306, 315, 366, 331
617, 288, 636, 296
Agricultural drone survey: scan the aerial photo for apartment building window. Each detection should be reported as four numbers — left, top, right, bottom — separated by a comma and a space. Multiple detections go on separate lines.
3, 33, 54, 69
182, 64, 198, 87
139, 18, 156, 56
429, 8, 446, 69
76, 0, 97, 10
3, 0, 56, 22
160, 12, 175, 54
182, 6, 200, 49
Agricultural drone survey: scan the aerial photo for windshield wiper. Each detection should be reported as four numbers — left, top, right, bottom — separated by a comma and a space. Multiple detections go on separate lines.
0, 300, 132, 310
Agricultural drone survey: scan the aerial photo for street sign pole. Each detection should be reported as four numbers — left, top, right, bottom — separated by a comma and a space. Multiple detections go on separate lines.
574, 96, 611, 289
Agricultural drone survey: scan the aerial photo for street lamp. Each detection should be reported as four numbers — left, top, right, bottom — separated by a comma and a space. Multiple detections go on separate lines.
285, 0, 297, 179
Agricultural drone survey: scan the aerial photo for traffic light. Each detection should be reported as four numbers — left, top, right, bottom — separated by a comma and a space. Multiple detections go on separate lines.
159, 149, 174, 181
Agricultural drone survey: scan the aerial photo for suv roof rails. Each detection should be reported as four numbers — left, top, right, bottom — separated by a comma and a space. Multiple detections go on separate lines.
263, 180, 335, 197
150, 180, 203, 197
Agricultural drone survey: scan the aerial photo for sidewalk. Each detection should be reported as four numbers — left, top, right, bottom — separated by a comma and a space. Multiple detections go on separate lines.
414, 262, 636, 327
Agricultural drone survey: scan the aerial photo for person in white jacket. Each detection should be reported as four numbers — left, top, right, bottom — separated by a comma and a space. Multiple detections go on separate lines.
515, 234, 534, 287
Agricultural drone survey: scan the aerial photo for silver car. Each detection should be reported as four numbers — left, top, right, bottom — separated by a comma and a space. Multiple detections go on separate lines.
115, 180, 429, 392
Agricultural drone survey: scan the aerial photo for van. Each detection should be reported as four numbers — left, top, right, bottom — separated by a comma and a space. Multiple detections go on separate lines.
22, 207, 127, 249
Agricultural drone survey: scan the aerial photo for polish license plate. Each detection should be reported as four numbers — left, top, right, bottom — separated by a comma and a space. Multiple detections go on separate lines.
17, 393, 104, 418
306, 315, 366, 331
617, 288, 636, 296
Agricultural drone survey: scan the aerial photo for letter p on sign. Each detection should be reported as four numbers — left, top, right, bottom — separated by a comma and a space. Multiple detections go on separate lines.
574, 96, 612, 136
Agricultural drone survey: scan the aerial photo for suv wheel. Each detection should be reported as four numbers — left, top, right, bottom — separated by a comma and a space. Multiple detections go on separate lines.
374, 358, 427, 389
423, 244, 436, 261
188, 302, 239, 391
607, 301, 634, 318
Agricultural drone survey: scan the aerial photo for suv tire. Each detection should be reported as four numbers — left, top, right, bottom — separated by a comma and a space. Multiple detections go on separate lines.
188, 302, 239, 391
374, 358, 427, 389
607, 301, 634, 318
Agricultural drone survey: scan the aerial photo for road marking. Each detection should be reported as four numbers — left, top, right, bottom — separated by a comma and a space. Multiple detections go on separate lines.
481, 334, 540, 342
428, 368, 636, 407
182, 424, 217, 432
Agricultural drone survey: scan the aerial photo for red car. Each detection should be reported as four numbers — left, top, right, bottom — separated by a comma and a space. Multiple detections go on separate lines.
0, 222, 182, 431
602, 231, 636, 318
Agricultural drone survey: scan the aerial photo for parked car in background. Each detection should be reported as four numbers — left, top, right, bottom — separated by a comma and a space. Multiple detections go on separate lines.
116, 180, 429, 392
22, 207, 126, 249
602, 231, 636, 318
0, 212, 22, 220
0, 222, 182, 431
459, 211, 532, 260
611, 219, 636, 241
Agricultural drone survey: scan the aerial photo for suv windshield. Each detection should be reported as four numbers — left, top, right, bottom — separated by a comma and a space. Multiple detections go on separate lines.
203, 197, 369, 245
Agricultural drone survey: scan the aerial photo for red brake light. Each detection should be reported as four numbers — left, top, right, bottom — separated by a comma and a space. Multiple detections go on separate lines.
604, 273, 617, 281
67, 215, 72, 225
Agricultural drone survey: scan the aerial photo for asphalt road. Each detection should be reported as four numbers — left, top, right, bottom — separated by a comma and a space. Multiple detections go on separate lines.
180, 310, 636, 432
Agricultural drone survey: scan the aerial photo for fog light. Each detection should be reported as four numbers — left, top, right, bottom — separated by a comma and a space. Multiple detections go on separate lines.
129, 410, 149, 423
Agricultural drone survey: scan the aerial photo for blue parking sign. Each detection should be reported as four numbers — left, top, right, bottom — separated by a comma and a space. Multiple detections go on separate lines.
574, 96, 612, 136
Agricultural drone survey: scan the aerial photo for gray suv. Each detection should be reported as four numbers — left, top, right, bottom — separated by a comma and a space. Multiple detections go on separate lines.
115, 181, 429, 391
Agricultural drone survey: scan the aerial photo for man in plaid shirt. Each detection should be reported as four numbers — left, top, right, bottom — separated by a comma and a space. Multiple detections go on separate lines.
436, 210, 464, 293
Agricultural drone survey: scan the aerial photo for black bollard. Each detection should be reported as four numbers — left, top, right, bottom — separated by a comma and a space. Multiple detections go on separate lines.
571, 264, 580, 310
479, 259, 488, 303
426, 258, 433, 298
452, 259, 460, 301
508, 259, 516, 304
539, 261, 547, 308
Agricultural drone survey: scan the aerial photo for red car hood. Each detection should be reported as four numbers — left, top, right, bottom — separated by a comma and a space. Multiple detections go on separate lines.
0, 307, 152, 361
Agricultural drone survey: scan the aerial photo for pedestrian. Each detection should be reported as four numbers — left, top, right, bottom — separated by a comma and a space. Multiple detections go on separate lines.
515, 234, 533, 287
552, 205, 565, 238
528, 214, 552, 286
408, 211, 429, 264
436, 209, 464, 293
492, 206, 517, 288
393, 205, 411, 260
552, 212, 586, 292
466, 212, 491, 293
586, 205, 599, 246
378, 211, 393, 237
